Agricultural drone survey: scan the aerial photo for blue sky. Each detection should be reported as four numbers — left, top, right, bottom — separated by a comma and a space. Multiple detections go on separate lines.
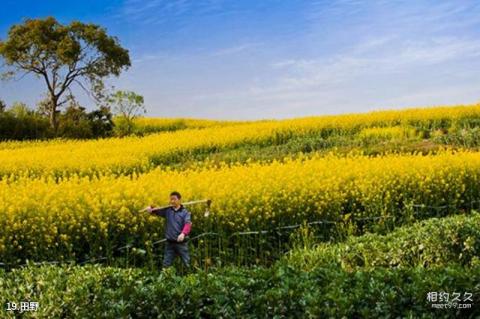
1, 0, 479, 119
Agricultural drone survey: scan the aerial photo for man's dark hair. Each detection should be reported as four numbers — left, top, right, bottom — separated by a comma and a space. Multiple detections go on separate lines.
170, 191, 182, 199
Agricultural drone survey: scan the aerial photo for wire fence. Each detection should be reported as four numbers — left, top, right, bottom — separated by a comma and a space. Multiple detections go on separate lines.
2, 200, 480, 271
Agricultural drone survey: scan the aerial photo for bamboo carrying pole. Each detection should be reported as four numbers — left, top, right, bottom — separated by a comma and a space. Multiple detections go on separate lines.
138, 199, 212, 213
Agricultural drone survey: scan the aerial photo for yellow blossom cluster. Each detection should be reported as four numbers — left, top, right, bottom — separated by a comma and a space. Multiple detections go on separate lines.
358, 126, 418, 142
130, 117, 240, 132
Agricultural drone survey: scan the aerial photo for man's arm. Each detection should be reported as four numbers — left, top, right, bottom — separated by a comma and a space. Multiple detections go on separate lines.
182, 211, 192, 235
181, 222, 192, 235
177, 211, 192, 242
147, 205, 169, 217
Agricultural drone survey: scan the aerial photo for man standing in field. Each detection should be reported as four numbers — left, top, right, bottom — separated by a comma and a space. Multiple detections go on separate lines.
147, 191, 192, 269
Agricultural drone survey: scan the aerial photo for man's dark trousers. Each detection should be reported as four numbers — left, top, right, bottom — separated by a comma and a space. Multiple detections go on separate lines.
163, 240, 190, 268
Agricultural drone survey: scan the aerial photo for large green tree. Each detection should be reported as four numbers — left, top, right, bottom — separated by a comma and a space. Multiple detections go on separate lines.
0, 17, 131, 131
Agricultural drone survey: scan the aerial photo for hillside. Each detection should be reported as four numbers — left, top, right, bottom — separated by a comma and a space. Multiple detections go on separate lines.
1, 104, 479, 318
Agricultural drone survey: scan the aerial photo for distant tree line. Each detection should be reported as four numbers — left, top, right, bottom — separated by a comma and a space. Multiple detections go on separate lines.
0, 90, 145, 140
0, 99, 109, 140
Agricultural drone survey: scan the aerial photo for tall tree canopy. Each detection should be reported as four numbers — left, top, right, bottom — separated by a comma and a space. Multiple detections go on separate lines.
0, 17, 131, 131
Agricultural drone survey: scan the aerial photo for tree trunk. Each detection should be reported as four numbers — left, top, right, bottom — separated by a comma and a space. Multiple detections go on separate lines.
49, 95, 58, 133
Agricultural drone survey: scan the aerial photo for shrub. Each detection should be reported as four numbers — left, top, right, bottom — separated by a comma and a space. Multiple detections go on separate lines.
286, 212, 480, 271
0, 263, 478, 318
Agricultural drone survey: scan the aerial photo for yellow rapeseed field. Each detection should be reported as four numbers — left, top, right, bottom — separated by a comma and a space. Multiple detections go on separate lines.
131, 117, 240, 131
0, 149, 478, 263
0, 104, 478, 178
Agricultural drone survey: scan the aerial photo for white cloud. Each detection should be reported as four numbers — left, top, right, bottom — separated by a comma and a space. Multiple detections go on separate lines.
256, 35, 480, 99
120, 0, 189, 20
118, 0, 226, 25
211, 42, 261, 56
186, 31, 480, 119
